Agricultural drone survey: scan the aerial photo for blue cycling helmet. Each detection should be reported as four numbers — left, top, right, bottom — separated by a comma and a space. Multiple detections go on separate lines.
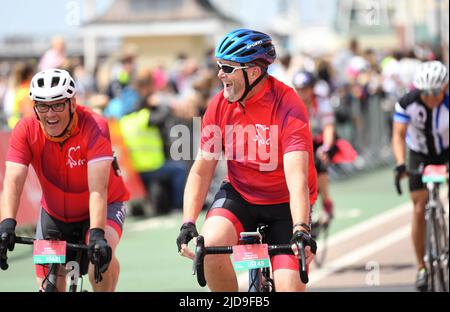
215, 29, 276, 65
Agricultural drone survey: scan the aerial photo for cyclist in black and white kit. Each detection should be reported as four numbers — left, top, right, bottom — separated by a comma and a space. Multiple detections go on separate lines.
392, 60, 449, 291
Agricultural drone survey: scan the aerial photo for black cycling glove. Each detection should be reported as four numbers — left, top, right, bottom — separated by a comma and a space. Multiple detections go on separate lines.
88, 228, 112, 274
176, 222, 198, 252
290, 230, 317, 255
394, 164, 407, 195
0, 218, 17, 270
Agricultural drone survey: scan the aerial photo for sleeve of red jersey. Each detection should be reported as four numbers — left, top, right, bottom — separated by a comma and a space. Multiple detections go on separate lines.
86, 116, 114, 164
281, 93, 313, 154
199, 94, 223, 157
5, 119, 33, 166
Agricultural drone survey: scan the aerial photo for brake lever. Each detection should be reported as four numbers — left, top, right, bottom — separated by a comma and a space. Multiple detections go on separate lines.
297, 241, 309, 284
0, 233, 9, 271
93, 244, 103, 283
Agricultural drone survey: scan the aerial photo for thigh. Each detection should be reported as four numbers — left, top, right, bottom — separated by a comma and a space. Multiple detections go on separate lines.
257, 203, 302, 272
105, 202, 127, 242
203, 182, 257, 245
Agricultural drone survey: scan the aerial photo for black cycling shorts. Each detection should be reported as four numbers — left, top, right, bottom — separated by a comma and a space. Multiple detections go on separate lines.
35, 202, 126, 278
408, 149, 449, 192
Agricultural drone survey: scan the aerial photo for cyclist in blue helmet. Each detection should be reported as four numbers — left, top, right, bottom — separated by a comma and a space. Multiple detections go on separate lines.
177, 29, 318, 292
214, 28, 277, 104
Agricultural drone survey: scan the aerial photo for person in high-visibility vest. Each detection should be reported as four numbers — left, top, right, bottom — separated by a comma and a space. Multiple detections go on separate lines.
119, 69, 187, 214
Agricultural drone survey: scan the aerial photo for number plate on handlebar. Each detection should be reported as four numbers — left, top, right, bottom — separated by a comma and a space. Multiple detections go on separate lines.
422, 165, 448, 184
232, 244, 270, 271
33, 240, 66, 264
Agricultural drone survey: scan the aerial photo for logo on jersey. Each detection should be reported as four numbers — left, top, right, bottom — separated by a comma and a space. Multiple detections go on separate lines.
67, 146, 86, 168
253, 124, 271, 146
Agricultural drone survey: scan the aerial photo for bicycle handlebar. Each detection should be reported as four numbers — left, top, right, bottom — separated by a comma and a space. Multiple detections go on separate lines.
193, 235, 310, 288
396, 165, 449, 195
0, 234, 102, 283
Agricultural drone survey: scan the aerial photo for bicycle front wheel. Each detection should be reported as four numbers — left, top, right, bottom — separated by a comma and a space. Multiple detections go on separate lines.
426, 207, 448, 292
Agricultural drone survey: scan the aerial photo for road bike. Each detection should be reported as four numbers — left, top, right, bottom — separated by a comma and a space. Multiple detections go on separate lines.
193, 223, 309, 292
421, 164, 449, 292
0, 230, 103, 292
396, 163, 449, 292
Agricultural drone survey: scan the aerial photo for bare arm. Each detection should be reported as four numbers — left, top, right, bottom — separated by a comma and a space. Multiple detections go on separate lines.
182, 151, 218, 223
0, 162, 28, 221
88, 160, 110, 230
391, 121, 408, 165
283, 151, 311, 232
284, 150, 315, 264
322, 123, 335, 147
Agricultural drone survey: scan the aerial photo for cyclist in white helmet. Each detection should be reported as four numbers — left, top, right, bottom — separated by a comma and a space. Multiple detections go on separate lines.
0, 68, 129, 291
392, 60, 449, 291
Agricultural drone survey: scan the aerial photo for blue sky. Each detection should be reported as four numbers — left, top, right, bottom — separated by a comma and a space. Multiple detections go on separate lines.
0, 0, 336, 38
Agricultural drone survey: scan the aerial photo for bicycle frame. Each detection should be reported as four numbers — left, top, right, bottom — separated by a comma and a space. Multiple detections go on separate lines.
240, 226, 274, 292
424, 180, 449, 292
423, 166, 449, 292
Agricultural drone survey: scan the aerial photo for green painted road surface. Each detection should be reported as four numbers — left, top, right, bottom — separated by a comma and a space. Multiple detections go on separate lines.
0, 166, 411, 292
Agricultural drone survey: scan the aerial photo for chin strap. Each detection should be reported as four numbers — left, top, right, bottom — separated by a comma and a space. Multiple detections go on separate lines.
237, 63, 267, 104
41, 110, 79, 143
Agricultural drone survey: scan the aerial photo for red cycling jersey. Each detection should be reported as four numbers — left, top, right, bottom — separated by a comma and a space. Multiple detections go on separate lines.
6, 105, 130, 223
200, 76, 317, 205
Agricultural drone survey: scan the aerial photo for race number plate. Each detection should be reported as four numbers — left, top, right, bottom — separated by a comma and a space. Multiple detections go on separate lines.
422, 164, 447, 184
232, 244, 270, 271
33, 240, 66, 264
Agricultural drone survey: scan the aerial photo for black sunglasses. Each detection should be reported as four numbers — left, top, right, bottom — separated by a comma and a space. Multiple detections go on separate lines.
34, 100, 69, 113
421, 88, 442, 97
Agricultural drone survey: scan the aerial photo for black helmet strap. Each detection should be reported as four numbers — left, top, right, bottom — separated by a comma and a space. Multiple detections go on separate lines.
237, 63, 266, 104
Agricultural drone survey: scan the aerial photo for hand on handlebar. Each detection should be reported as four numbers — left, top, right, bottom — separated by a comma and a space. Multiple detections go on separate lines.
88, 228, 112, 274
394, 164, 407, 195
0, 219, 17, 271
176, 222, 199, 260
290, 230, 317, 266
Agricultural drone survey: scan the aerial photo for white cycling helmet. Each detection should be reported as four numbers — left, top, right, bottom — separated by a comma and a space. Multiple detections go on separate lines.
29, 68, 76, 102
413, 61, 448, 91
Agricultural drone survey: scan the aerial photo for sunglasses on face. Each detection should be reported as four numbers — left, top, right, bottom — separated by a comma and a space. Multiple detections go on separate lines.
421, 88, 442, 97
216, 61, 249, 74
34, 100, 69, 113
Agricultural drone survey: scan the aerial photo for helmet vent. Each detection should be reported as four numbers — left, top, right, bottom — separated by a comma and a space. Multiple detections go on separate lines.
228, 44, 246, 55
69, 80, 75, 88
51, 77, 60, 87
220, 40, 233, 53
240, 49, 257, 57
37, 78, 45, 87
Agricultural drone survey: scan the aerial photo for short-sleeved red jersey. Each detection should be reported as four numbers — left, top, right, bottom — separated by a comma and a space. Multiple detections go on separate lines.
200, 76, 317, 205
6, 105, 130, 223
